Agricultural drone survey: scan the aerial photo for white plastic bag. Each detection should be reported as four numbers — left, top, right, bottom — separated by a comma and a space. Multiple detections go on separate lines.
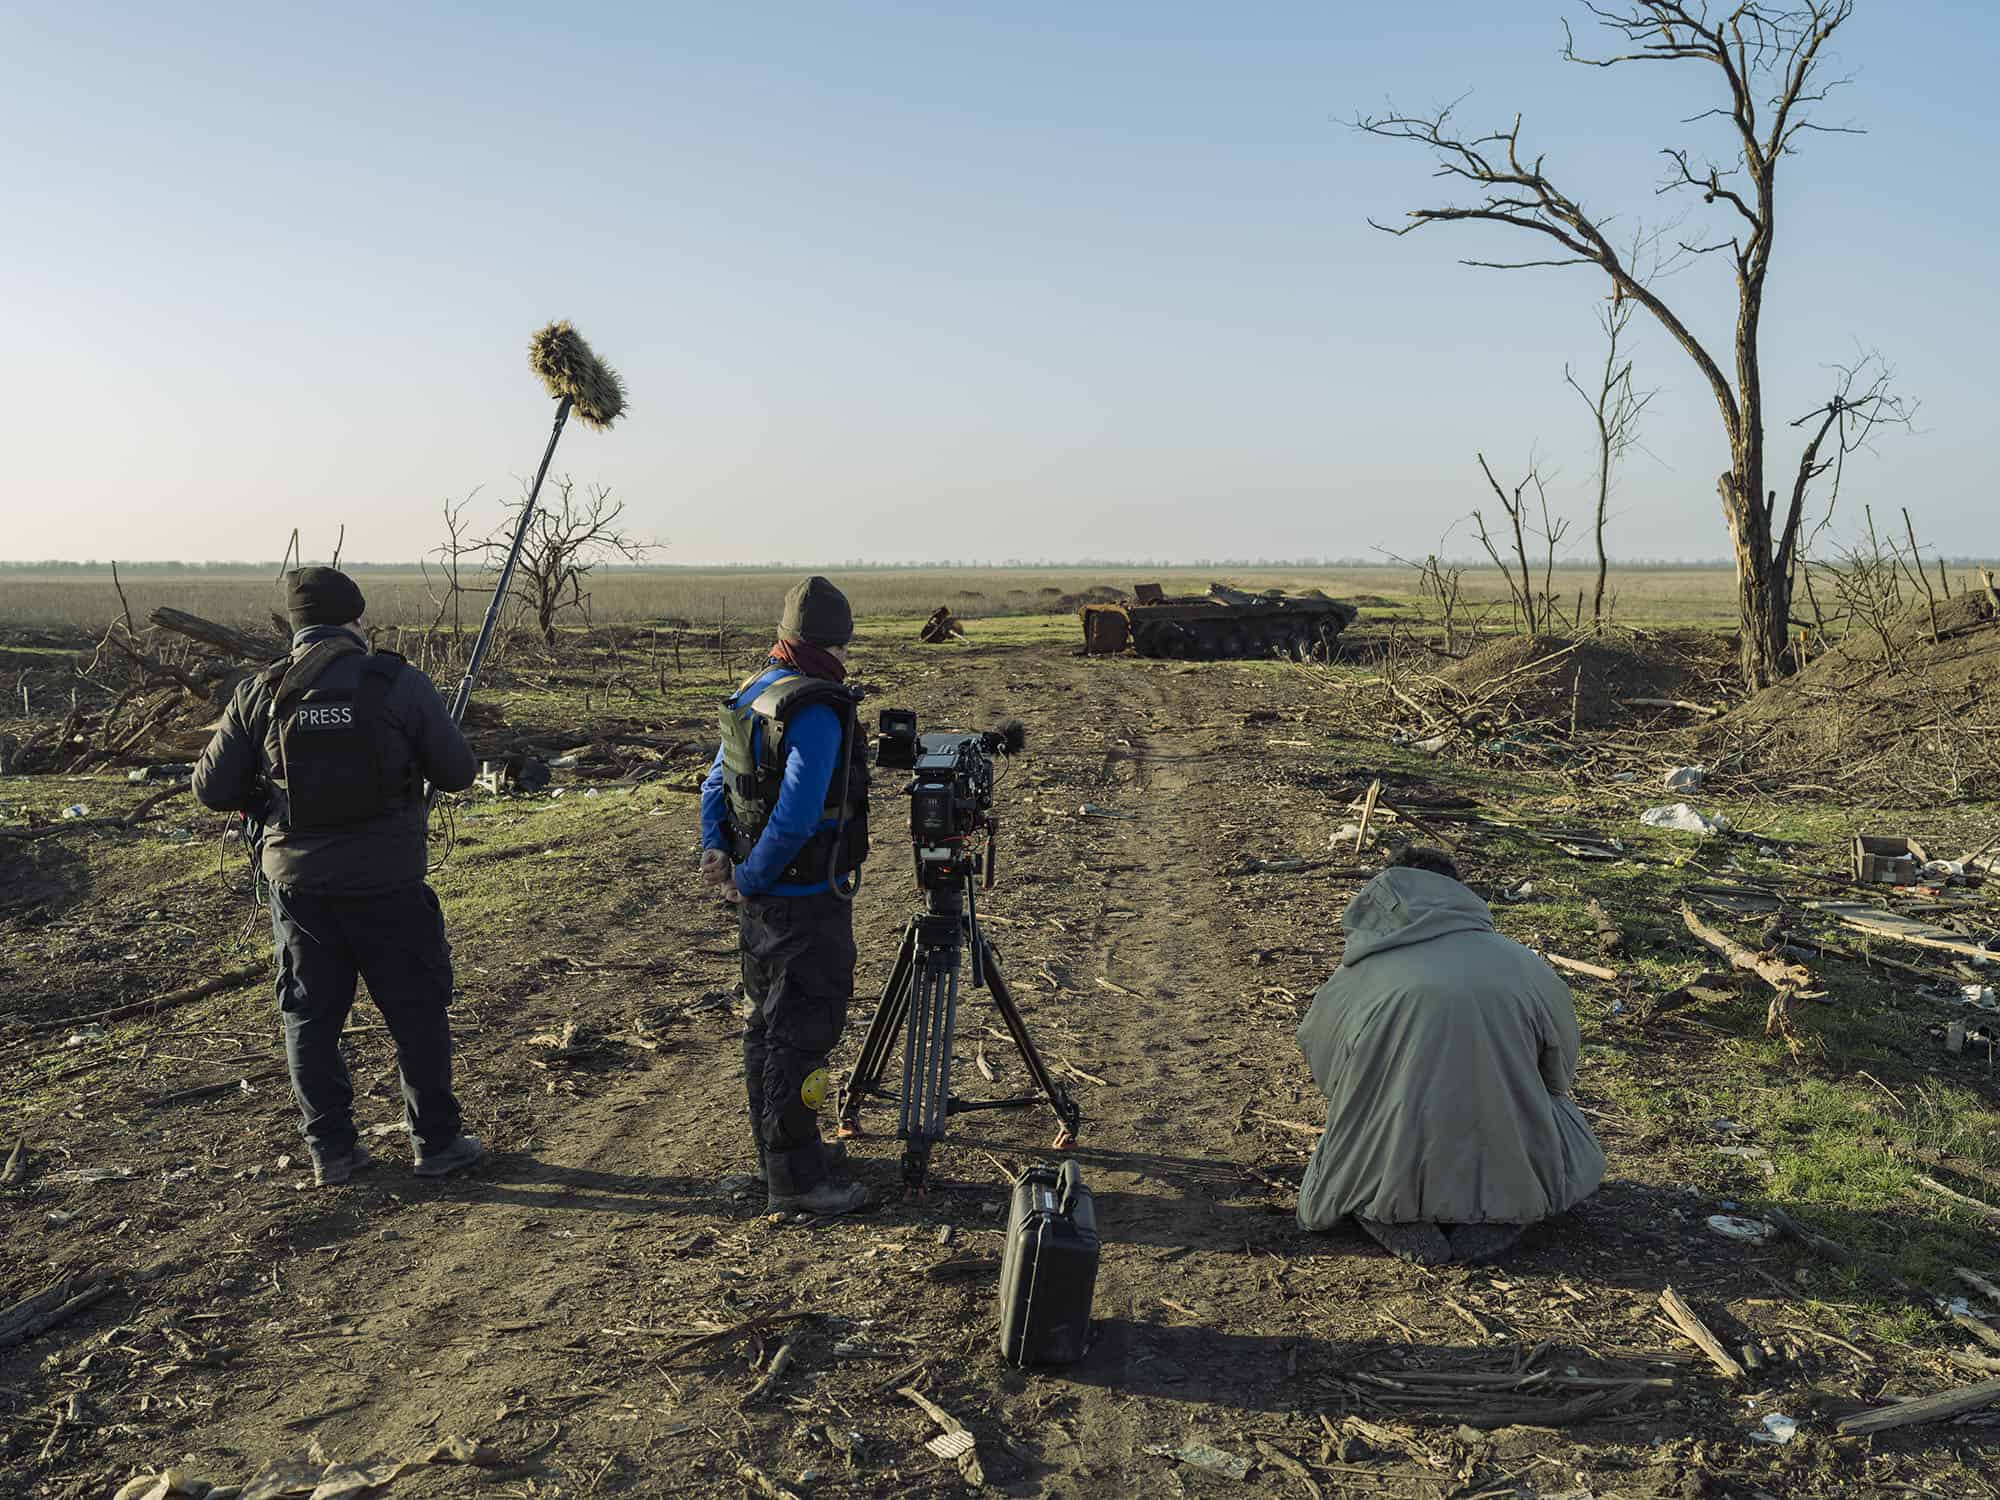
1640, 802, 1730, 836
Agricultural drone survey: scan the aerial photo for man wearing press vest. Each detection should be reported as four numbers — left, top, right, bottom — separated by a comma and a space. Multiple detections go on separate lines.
193, 567, 486, 1187
700, 576, 871, 1217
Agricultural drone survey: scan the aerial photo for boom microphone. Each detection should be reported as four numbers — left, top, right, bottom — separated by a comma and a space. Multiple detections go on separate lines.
527, 321, 627, 430
443, 322, 630, 731
986, 718, 1027, 756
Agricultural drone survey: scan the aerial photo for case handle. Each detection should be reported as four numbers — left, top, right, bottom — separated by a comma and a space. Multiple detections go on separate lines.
1056, 1158, 1084, 1214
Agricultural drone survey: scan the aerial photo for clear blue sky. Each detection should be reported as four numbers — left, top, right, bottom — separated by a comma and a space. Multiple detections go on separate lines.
2, 1, 1993, 564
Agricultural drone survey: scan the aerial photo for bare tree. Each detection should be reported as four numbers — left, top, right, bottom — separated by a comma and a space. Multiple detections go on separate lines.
418, 490, 487, 673
1472, 453, 1570, 634
1785, 350, 1914, 571
1563, 292, 1657, 630
1359, 1, 1870, 688
493, 476, 654, 646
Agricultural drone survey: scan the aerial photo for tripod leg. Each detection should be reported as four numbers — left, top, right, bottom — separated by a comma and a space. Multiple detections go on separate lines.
837, 919, 918, 1138
981, 936, 1082, 1149
897, 940, 961, 1198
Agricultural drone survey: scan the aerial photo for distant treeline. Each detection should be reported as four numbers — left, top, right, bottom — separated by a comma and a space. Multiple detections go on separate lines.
24, 557, 1981, 575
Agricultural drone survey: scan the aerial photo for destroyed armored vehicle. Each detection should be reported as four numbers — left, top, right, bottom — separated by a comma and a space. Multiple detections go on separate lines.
1079, 582, 1358, 659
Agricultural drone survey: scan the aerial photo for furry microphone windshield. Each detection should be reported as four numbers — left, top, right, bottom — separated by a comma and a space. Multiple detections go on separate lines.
528, 321, 627, 430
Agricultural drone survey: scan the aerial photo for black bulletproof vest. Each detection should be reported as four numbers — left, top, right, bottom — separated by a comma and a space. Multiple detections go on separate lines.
257, 640, 417, 833
718, 671, 870, 885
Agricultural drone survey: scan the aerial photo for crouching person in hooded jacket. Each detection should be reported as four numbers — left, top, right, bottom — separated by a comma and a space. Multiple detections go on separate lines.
1294, 845, 1605, 1264
700, 576, 871, 1217
193, 567, 487, 1188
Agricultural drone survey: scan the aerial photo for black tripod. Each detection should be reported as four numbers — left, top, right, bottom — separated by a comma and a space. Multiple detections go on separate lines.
837, 871, 1080, 1195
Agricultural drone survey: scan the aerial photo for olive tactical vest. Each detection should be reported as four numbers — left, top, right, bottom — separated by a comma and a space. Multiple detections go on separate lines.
256, 638, 420, 833
718, 670, 870, 887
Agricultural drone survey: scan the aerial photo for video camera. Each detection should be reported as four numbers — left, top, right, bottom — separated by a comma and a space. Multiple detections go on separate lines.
875, 709, 1026, 893
843, 706, 1076, 1192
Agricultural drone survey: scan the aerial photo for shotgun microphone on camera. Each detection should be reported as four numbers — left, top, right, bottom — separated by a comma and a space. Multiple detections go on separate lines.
984, 718, 1027, 756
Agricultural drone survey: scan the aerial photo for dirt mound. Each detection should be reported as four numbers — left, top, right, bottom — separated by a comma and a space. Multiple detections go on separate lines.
1712, 590, 2000, 795
1438, 632, 1724, 730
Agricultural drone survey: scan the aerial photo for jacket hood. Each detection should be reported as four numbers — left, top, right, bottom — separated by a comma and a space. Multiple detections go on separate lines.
1339, 866, 1495, 967
291, 623, 369, 653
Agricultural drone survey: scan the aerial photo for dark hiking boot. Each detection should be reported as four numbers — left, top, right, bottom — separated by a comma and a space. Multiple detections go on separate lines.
313, 1143, 376, 1188
768, 1176, 868, 1218
1445, 1222, 1525, 1264
729, 1141, 844, 1195
413, 1134, 489, 1178
1356, 1217, 1451, 1266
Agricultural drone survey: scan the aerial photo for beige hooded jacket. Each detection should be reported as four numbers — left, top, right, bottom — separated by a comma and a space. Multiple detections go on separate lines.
1294, 867, 1605, 1230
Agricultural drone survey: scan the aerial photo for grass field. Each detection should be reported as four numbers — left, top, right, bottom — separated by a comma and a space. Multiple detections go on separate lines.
0, 563, 1765, 633
9, 561, 1996, 638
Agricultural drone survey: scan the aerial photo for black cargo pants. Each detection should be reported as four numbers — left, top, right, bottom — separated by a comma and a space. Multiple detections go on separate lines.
739, 890, 856, 1197
269, 881, 463, 1164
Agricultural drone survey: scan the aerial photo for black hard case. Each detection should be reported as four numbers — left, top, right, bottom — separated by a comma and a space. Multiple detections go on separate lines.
997, 1159, 1100, 1366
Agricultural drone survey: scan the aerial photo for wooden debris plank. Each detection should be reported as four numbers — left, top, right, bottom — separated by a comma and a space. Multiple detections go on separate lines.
1253, 1439, 1323, 1500
1657, 1287, 1745, 1380
22, 966, 266, 1035
1914, 1175, 2000, 1226
1810, 901, 1995, 962
1353, 779, 1381, 854
1539, 951, 1619, 983
147, 606, 284, 661
1619, 696, 1720, 717
898, 1386, 984, 1487
1952, 1312, 2000, 1353
1836, 1376, 2000, 1436
1958, 1267, 2000, 1308
0, 1273, 113, 1350
742, 1340, 795, 1403
1587, 897, 1626, 954
1912, 1149, 2000, 1195
663, 1309, 817, 1367
1680, 905, 1810, 995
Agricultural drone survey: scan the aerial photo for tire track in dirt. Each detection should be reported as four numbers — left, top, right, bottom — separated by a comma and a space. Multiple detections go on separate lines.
1000, 657, 1321, 1475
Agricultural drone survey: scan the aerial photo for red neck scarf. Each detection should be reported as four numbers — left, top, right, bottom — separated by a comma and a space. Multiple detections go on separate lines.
770, 637, 846, 683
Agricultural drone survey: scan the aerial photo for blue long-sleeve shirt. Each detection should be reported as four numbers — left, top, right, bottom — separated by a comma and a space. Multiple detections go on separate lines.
700, 663, 843, 898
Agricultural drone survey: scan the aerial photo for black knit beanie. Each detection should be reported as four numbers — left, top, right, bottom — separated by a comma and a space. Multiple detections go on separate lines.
286, 567, 367, 629
778, 575, 853, 647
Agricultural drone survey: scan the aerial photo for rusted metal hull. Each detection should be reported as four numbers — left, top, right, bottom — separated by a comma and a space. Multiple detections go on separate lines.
1080, 584, 1358, 659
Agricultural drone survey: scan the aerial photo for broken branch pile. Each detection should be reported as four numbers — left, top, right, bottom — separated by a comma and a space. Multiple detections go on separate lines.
1296, 629, 1732, 768
5, 608, 285, 775
1709, 590, 2000, 798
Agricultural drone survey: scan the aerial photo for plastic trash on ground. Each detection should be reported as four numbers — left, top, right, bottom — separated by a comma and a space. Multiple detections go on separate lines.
1640, 802, 1730, 836
1748, 1414, 1799, 1444
1662, 766, 1705, 791
1705, 1213, 1777, 1244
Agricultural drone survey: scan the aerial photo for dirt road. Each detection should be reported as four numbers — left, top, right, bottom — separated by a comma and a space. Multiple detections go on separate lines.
3, 636, 1984, 1497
